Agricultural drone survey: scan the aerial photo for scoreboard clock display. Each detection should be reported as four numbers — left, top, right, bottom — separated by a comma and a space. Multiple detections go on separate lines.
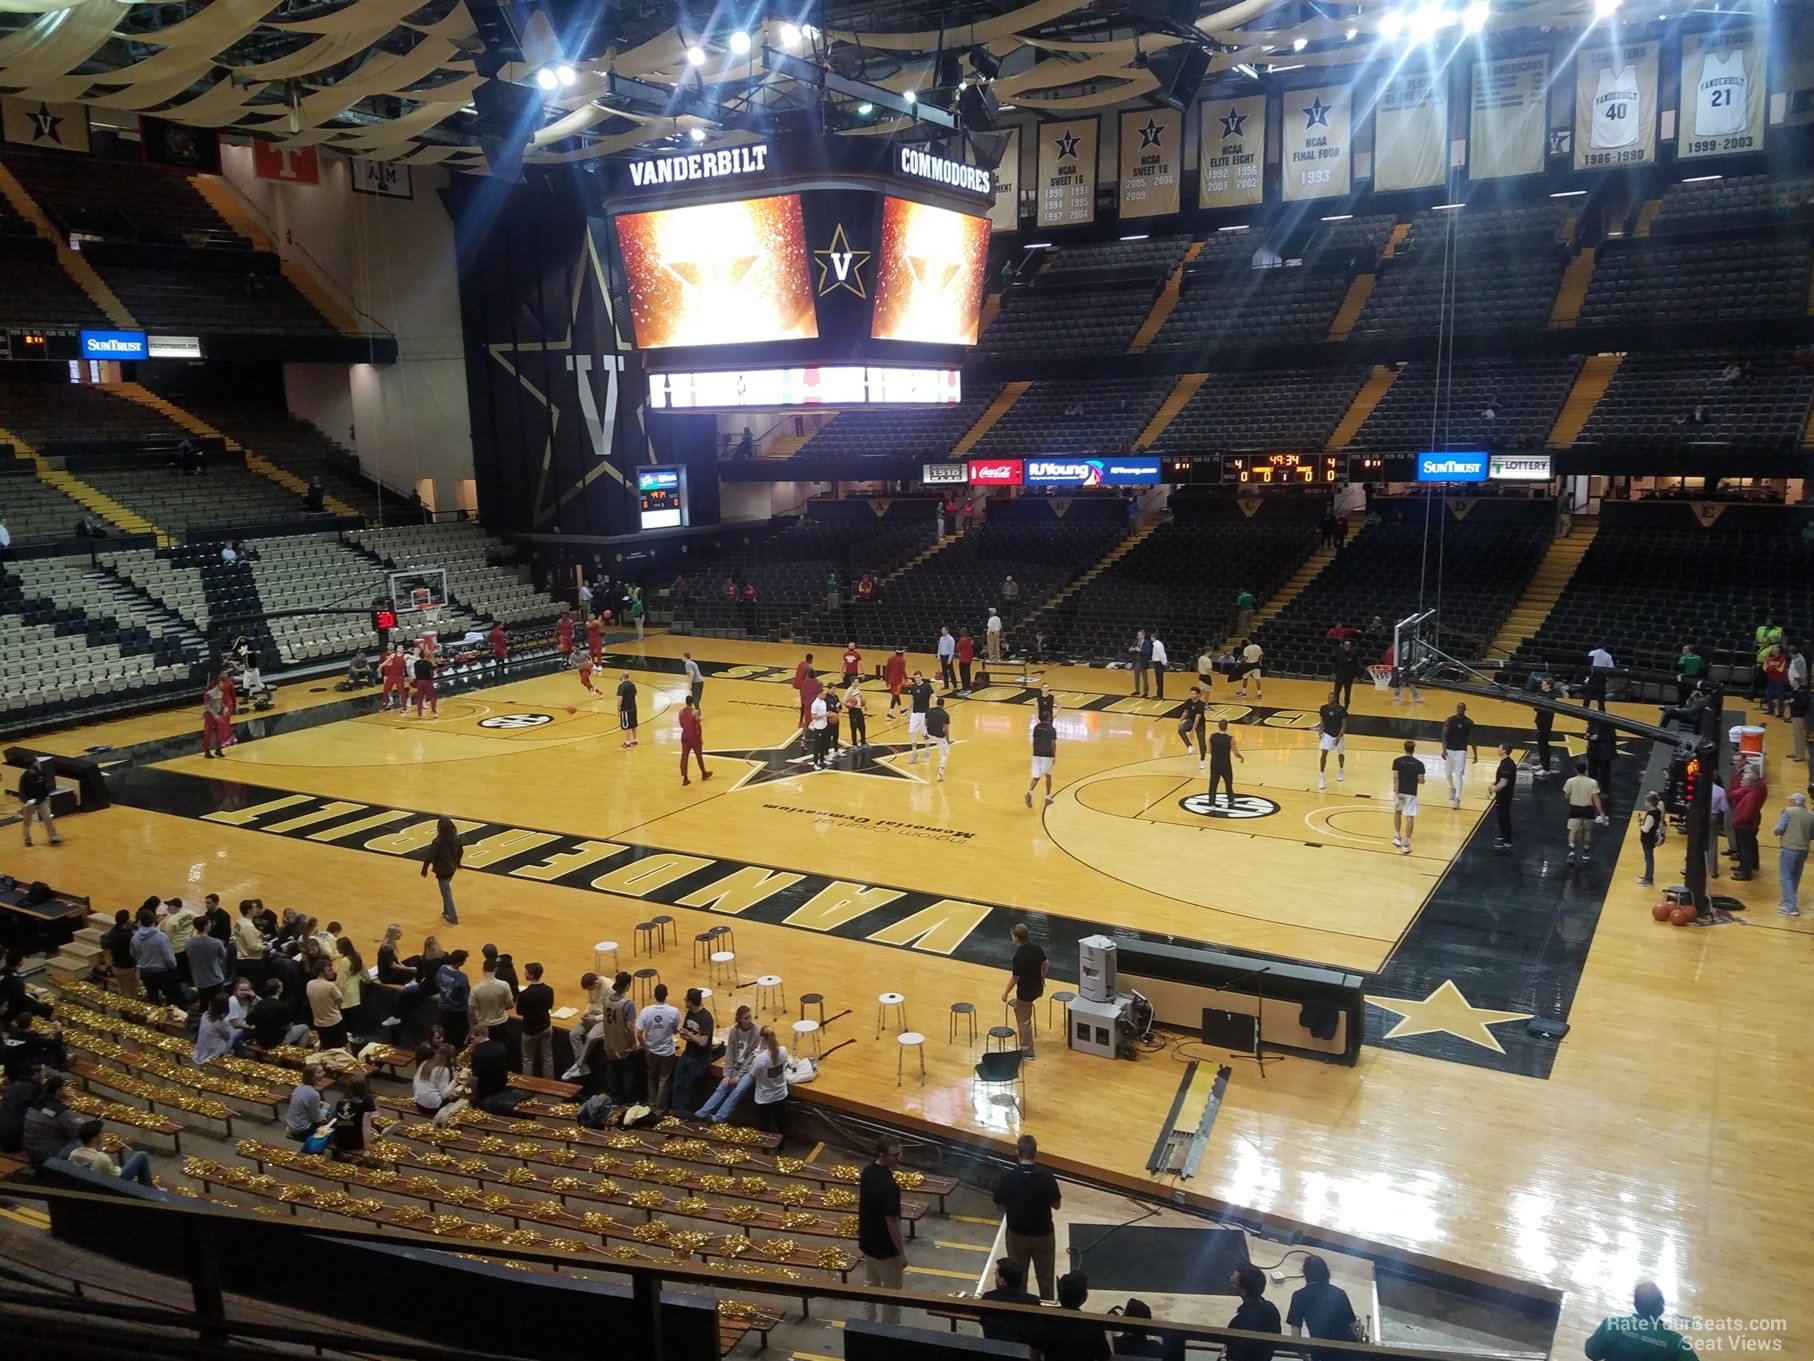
638, 467, 686, 529
1225, 453, 1340, 484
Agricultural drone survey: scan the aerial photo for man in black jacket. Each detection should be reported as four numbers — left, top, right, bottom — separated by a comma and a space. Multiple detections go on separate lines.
17, 756, 62, 847
1227, 1263, 1282, 1361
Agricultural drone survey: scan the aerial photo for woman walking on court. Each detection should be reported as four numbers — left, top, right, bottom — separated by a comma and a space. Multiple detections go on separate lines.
423, 818, 463, 925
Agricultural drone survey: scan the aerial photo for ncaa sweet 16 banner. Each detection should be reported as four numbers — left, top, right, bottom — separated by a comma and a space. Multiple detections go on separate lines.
1374, 66, 1447, 192
987, 127, 1020, 233
1469, 53, 1549, 180
1680, 29, 1764, 159
1574, 41, 1659, 170
1281, 84, 1352, 201
1117, 107, 1181, 219
1198, 95, 1265, 209
1036, 117, 1099, 228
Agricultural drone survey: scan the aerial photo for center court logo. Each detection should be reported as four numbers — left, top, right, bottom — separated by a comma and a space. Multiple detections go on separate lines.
478, 713, 554, 729
1178, 794, 1280, 820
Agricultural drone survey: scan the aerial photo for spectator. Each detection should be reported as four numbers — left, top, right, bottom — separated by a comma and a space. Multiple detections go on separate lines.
22, 1074, 83, 1167
638, 982, 682, 1112
375, 923, 412, 985
1227, 1263, 1283, 1361
423, 818, 463, 926
101, 909, 139, 998
1585, 1281, 1695, 1361
1585, 644, 1614, 711
1789, 675, 1810, 763
305, 476, 326, 512
413, 1043, 456, 1113
671, 986, 715, 1116
220, 541, 239, 566
694, 1005, 758, 1123
185, 927, 229, 1009
1287, 1254, 1360, 1359
1731, 769, 1767, 881
251, 979, 311, 1049
1674, 643, 1707, 706
750, 1024, 790, 1141
64, 1118, 154, 1186
470, 953, 514, 1033
1112, 1298, 1166, 1358
468, 1025, 513, 1112
1760, 645, 1789, 717
994, 1133, 1061, 1299
0, 1064, 42, 1153
131, 906, 186, 1008
1150, 634, 1167, 699
825, 571, 841, 614
435, 950, 473, 1047
224, 978, 257, 1054
1775, 791, 1813, 917
335, 937, 365, 1036
516, 962, 555, 1078
986, 607, 1003, 663
1044, 1272, 1111, 1361
1002, 575, 1020, 604
957, 628, 975, 691
936, 627, 956, 690
859, 1136, 908, 1323
17, 755, 62, 848
1637, 792, 1666, 889
978, 1257, 1039, 1348
1563, 759, 1607, 863
191, 994, 237, 1066
3, 1010, 65, 1081
306, 960, 346, 1049
331, 1074, 375, 1158
234, 900, 267, 965
1235, 588, 1256, 639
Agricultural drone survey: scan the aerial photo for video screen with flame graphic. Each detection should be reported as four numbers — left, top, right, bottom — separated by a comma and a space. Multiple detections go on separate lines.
616, 194, 819, 350
870, 196, 991, 346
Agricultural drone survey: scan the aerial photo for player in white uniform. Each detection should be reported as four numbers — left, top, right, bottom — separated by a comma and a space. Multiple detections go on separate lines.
1591, 64, 1640, 150
1694, 49, 1747, 137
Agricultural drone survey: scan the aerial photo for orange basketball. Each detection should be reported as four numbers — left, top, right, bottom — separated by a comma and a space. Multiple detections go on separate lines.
567, 705, 577, 715
1650, 902, 1673, 922
1669, 905, 1696, 927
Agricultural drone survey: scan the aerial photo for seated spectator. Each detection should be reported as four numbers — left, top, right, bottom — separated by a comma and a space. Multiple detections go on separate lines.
251, 978, 310, 1049
22, 1074, 84, 1167
64, 1118, 154, 1187
191, 994, 237, 1066
413, 1043, 456, 1113
0, 949, 53, 1026
2, 1009, 65, 1081
978, 1257, 1040, 1348
219, 541, 239, 565
468, 1025, 514, 1112
346, 652, 375, 687
1042, 1271, 1110, 1361
1585, 1281, 1695, 1361
285, 1064, 333, 1141
1111, 1298, 1167, 1358
1227, 1263, 1283, 1361
375, 923, 415, 985
225, 979, 257, 1055
856, 573, 876, 601
0, 1063, 44, 1152
331, 1074, 375, 1159
1288, 1254, 1360, 1357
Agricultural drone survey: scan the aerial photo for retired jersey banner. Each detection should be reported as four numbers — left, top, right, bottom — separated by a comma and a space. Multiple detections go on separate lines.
1281, 85, 1352, 201
2, 97, 89, 154
1117, 107, 1181, 219
987, 126, 1020, 234
1197, 95, 1266, 209
1575, 41, 1658, 170
1469, 53, 1549, 180
1680, 29, 1764, 158
1374, 68, 1447, 192
1035, 117, 1099, 228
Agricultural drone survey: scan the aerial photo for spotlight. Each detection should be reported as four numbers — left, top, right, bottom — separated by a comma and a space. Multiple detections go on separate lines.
556, 64, 576, 86
1293, 36, 1307, 49
686, 44, 705, 65
1594, 0, 1619, 14
689, 126, 706, 142
1463, 0, 1489, 29
856, 101, 874, 115
1409, 4, 1449, 40
903, 89, 916, 104
970, 45, 1001, 80
534, 67, 558, 90
729, 30, 751, 54
777, 21, 801, 46
1345, 26, 1358, 38
1378, 11, 1406, 37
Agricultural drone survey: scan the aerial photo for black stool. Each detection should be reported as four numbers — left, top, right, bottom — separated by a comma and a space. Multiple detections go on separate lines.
692, 932, 716, 967
651, 914, 675, 951
986, 1025, 1016, 1052
798, 993, 826, 1026
948, 1002, 977, 1046
633, 922, 658, 957
632, 967, 660, 1006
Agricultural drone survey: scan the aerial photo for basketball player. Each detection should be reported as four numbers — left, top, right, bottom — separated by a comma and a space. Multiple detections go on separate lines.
555, 611, 574, 667
201, 678, 231, 758
1332, 640, 1360, 710
1035, 683, 1056, 724
926, 696, 951, 781
616, 672, 638, 748
1027, 712, 1058, 807
1441, 702, 1478, 810
489, 622, 507, 668
884, 647, 907, 720
823, 686, 842, 757
677, 696, 711, 786
845, 680, 868, 749
586, 613, 603, 665
1179, 686, 1208, 770
1391, 740, 1424, 854
907, 671, 933, 762
380, 645, 407, 710
411, 650, 439, 719
218, 666, 239, 722
1317, 690, 1347, 790
1196, 644, 1216, 694
841, 641, 862, 688
794, 653, 818, 728
682, 652, 703, 710
807, 691, 830, 769
1235, 638, 1263, 701
1207, 719, 1243, 806
577, 654, 602, 696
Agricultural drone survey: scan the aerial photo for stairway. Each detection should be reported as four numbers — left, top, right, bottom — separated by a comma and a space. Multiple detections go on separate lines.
761, 425, 821, 460
1224, 542, 1338, 649
1036, 519, 1162, 613
1325, 366, 1399, 451
1546, 354, 1621, 447
1325, 274, 1376, 342
1380, 222, 1413, 258
1547, 248, 1596, 328
187, 174, 367, 337
1134, 373, 1206, 448
1487, 520, 1599, 659
1128, 240, 1204, 352
952, 382, 1029, 456
102, 383, 361, 518
1633, 199, 1662, 237
976, 292, 1004, 339
0, 424, 163, 543
0, 162, 138, 329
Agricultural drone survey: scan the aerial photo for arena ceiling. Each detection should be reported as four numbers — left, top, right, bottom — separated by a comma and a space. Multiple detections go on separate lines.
0, 0, 1712, 171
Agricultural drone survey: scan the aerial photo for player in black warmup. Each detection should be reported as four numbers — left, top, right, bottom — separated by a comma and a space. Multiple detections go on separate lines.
1317, 690, 1347, 790
1332, 640, 1360, 710
907, 673, 934, 764
1027, 715, 1058, 807
1391, 739, 1424, 853
1035, 684, 1056, 724
926, 696, 951, 781
616, 671, 638, 748
1491, 742, 1519, 848
1532, 678, 1556, 778
1207, 719, 1243, 806
1178, 686, 1208, 771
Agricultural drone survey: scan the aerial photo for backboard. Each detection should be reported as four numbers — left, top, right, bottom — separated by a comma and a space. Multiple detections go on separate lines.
1393, 609, 1437, 678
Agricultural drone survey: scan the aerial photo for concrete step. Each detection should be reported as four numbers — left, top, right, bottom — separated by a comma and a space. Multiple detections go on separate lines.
46, 953, 95, 982
74, 926, 106, 946
85, 912, 114, 932
62, 939, 104, 962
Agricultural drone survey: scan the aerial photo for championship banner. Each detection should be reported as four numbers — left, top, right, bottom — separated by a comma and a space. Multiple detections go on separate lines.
987, 127, 1020, 234
1035, 116, 1099, 229
1680, 28, 1764, 158
1574, 41, 1658, 170
1469, 53, 1549, 180
1118, 107, 1181, 219
1281, 84, 1351, 201
2, 97, 89, 154
1197, 95, 1265, 209
1374, 68, 1447, 192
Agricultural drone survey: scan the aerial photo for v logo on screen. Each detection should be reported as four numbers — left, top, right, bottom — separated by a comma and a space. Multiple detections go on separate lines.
814, 223, 870, 298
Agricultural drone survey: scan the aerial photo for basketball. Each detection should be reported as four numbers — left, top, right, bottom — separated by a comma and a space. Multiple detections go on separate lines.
1669, 906, 1696, 927
566, 705, 577, 715
1650, 902, 1672, 922
601, 610, 614, 623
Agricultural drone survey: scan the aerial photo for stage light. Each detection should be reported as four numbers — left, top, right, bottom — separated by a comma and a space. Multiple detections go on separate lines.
1320, 213, 1353, 221
534, 67, 558, 90
903, 89, 916, 104
1594, 0, 1619, 15
1549, 189, 1587, 197
1463, 0, 1489, 30
1432, 202, 1465, 210
777, 21, 801, 46
856, 101, 874, 115
689, 126, 706, 142
556, 64, 576, 87
686, 44, 705, 65
1409, 4, 1450, 41
729, 30, 751, 54
1293, 36, 1308, 49
1377, 11, 1406, 37
1217, 224, 1250, 232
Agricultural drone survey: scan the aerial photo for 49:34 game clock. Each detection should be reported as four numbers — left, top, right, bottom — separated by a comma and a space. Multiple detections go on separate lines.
1225, 453, 1340, 484
638, 466, 687, 530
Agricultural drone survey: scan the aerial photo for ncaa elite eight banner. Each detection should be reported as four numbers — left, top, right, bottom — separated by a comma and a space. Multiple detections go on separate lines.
1575, 41, 1659, 169
1118, 107, 1182, 218
1036, 117, 1099, 228
1282, 84, 1352, 201
1374, 67, 1447, 192
1680, 29, 1764, 159
1198, 95, 1265, 209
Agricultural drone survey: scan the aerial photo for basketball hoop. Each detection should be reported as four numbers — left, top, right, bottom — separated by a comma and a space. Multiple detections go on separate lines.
1368, 664, 1394, 690
411, 586, 433, 612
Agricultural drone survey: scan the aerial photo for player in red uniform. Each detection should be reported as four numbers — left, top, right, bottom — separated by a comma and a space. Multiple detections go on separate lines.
556, 610, 575, 665
218, 668, 239, 720
577, 656, 602, 695
380, 645, 407, 710
586, 614, 603, 664
201, 680, 231, 758
488, 622, 507, 666
883, 647, 907, 719
841, 641, 862, 687
678, 696, 711, 786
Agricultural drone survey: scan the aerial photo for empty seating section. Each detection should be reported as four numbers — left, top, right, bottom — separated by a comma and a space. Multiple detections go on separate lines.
351, 523, 561, 626
841, 520, 1126, 649
91, 257, 337, 335
1036, 520, 1321, 660
1152, 267, 1351, 352
678, 518, 928, 636
181, 404, 379, 509
82, 464, 306, 534
1296, 214, 1397, 265
3, 152, 237, 243
1577, 351, 1814, 448
0, 472, 91, 544
0, 252, 110, 329
1399, 202, 1571, 250
1352, 248, 1564, 339
1510, 526, 1814, 676
1651, 173, 1814, 233
1349, 357, 1580, 452
975, 284, 1157, 360
100, 549, 214, 633
795, 384, 999, 465
973, 378, 1173, 456
1038, 235, 1193, 279
1577, 234, 1808, 327
1148, 369, 1368, 453
1254, 517, 1549, 673
0, 381, 184, 453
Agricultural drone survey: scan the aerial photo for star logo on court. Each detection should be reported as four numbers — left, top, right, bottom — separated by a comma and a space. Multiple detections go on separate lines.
812, 222, 871, 298
1218, 106, 1248, 139
1054, 130, 1080, 160
29, 102, 64, 144
704, 731, 933, 790
1302, 96, 1332, 130
1137, 117, 1165, 148
1368, 980, 1533, 1055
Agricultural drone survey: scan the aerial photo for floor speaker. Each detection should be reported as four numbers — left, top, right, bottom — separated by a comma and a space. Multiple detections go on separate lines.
1201, 1007, 1257, 1051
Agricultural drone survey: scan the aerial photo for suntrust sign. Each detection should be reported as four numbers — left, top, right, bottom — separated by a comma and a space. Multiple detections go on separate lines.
79, 329, 147, 360
1416, 452, 1489, 483
966, 459, 1023, 486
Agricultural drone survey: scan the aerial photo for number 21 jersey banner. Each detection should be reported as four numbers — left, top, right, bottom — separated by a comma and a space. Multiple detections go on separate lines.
1574, 41, 1659, 170
1281, 85, 1352, 201
1679, 29, 1764, 160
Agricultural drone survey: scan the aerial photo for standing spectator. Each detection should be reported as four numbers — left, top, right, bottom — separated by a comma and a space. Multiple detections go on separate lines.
234, 900, 267, 967
986, 608, 1003, 663
1730, 768, 1767, 881
1234, 588, 1256, 639
993, 1134, 1061, 1299
1752, 618, 1784, 699
1787, 641, 1808, 698
628, 587, 645, 641
101, 909, 139, 998
1000, 923, 1047, 1057
1760, 645, 1789, 717
423, 818, 463, 925
1332, 640, 1360, 710
825, 571, 841, 615
1319, 506, 1338, 548
596, 971, 641, 1105
131, 906, 186, 1008
1490, 743, 1518, 849
470, 954, 513, 1035
1585, 643, 1614, 712
1674, 643, 1707, 706
1149, 634, 1168, 699
1584, 1282, 1695, 1361
1532, 677, 1557, 777
936, 627, 956, 690
750, 1024, 790, 1141
1789, 675, 1810, 762
1002, 575, 1020, 606
1563, 760, 1607, 864
1774, 790, 1813, 916
638, 982, 682, 1112
841, 640, 863, 687
1636, 793, 1666, 888
306, 960, 346, 1049
435, 949, 473, 1047
671, 986, 716, 1116
956, 629, 975, 691
185, 928, 229, 1010
859, 1136, 908, 1322
515, 962, 555, 1077
694, 1005, 758, 1122
284, 1065, 332, 1141
65, 1119, 154, 1186
1127, 630, 1151, 698
1286, 1255, 1360, 1359
17, 755, 62, 846
1227, 1264, 1283, 1361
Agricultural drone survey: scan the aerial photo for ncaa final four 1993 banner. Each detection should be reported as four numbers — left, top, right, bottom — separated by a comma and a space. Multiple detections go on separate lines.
1117, 107, 1181, 219
1281, 84, 1352, 202
1035, 117, 1099, 229
1197, 95, 1265, 209
1574, 41, 1659, 170
1679, 28, 1764, 159
987, 127, 1020, 234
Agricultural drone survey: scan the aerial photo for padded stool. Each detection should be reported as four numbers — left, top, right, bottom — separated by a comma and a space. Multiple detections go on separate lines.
633, 922, 658, 957
798, 993, 826, 1026
710, 951, 738, 987
651, 915, 675, 951
792, 1018, 822, 1059
948, 1002, 977, 1046
896, 1032, 926, 1086
1004, 1001, 1037, 1039
692, 932, 716, 967
1047, 990, 1077, 1030
876, 992, 907, 1037
632, 967, 660, 1006
987, 1025, 1017, 1052
592, 941, 619, 975
756, 975, 786, 1015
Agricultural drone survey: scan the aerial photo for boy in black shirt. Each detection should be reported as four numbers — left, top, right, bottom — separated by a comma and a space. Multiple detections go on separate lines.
1532, 678, 1557, 777
411, 653, 438, 718
1227, 1263, 1282, 1361
907, 674, 933, 764
617, 672, 639, 748
926, 697, 951, 781
1027, 717, 1058, 806
1207, 720, 1242, 807
1490, 742, 1519, 848
515, 962, 556, 1078
1391, 740, 1425, 854
1316, 692, 1347, 791
1179, 687, 1207, 770
857, 1137, 907, 1322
